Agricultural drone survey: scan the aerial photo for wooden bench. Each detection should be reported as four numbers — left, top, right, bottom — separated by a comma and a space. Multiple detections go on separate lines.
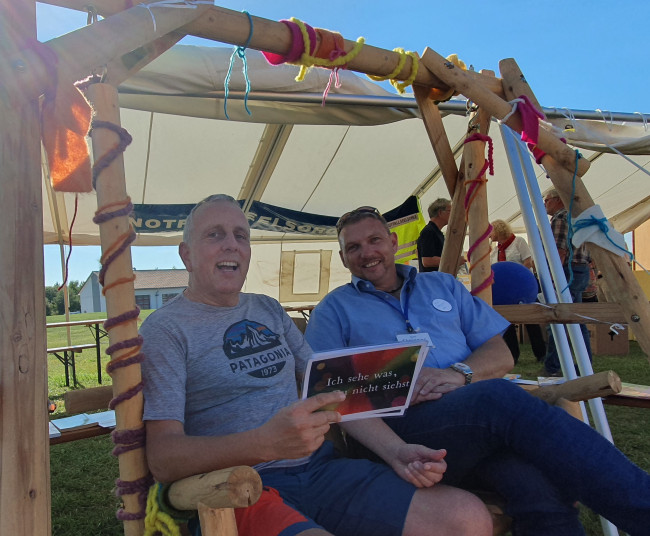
47, 343, 98, 387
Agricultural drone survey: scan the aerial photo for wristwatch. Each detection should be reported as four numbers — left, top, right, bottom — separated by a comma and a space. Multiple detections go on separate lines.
449, 362, 473, 385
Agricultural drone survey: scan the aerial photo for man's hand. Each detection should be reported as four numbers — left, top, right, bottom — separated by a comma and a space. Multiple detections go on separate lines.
411, 367, 463, 405
258, 391, 345, 460
389, 444, 447, 488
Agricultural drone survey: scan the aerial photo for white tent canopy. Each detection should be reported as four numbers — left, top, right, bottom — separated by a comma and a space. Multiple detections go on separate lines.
42, 45, 650, 299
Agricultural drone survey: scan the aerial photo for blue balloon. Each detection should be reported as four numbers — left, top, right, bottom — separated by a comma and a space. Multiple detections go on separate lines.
491, 261, 538, 305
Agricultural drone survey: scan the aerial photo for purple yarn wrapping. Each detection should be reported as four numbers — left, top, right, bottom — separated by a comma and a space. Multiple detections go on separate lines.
104, 306, 140, 331
91, 119, 133, 189
112, 427, 146, 456
93, 201, 134, 224
106, 352, 144, 375
115, 474, 154, 521
108, 381, 144, 410
98, 229, 137, 286
106, 334, 143, 356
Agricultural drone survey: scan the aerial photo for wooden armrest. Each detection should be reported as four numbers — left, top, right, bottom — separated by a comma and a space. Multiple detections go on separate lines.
527, 370, 622, 405
166, 466, 262, 511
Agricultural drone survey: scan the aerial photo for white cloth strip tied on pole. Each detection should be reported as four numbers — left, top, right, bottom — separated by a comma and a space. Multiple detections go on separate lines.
500, 124, 619, 536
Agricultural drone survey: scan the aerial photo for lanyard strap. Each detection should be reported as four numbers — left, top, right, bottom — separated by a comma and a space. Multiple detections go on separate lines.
370, 282, 415, 333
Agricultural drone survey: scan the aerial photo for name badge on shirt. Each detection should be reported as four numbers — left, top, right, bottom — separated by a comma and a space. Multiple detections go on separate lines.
432, 298, 452, 312
397, 332, 435, 348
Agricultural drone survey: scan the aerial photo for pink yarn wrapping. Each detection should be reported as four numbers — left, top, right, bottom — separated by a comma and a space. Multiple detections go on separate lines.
262, 20, 317, 65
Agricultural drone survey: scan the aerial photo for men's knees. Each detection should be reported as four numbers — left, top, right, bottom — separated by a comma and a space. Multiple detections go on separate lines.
405, 486, 492, 536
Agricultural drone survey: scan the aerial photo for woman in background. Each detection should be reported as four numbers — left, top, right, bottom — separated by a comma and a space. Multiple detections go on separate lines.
490, 220, 546, 363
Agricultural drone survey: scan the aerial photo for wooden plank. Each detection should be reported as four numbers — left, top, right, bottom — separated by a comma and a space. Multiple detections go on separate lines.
494, 303, 626, 324
0, 1, 51, 535
64, 385, 113, 414
420, 48, 589, 177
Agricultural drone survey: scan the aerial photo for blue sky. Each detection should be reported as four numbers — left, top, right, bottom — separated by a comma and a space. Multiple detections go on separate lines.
38, 1, 649, 285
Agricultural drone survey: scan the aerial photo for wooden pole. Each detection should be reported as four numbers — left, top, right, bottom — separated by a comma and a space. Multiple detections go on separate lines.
499, 58, 650, 361
464, 135, 493, 303
420, 48, 590, 178
86, 82, 147, 536
197, 503, 238, 536
0, 1, 51, 534
40, 0, 504, 96
413, 84, 459, 194
3, 2, 209, 100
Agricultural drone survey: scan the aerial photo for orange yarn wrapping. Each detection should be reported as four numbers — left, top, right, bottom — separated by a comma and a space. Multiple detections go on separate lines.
314, 28, 345, 60
102, 275, 137, 295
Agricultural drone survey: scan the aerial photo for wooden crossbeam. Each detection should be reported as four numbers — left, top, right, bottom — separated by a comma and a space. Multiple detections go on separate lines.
494, 303, 626, 324
40, 0, 504, 95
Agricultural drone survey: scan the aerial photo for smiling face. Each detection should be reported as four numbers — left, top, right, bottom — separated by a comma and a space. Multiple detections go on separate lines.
179, 200, 251, 307
338, 216, 399, 291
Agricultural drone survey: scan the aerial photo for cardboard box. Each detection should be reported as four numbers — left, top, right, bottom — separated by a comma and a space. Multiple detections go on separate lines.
587, 323, 629, 356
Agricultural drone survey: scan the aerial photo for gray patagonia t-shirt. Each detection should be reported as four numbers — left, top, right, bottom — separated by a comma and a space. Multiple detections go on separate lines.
141, 292, 312, 440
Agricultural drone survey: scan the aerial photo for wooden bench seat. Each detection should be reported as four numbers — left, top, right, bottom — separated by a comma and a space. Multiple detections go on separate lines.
47, 343, 99, 387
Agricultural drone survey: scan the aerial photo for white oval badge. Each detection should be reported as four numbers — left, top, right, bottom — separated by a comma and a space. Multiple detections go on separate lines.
432, 298, 452, 312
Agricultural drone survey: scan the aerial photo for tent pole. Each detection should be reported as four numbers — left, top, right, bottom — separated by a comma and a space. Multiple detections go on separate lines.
499, 58, 650, 362
86, 82, 147, 536
0, 1, 52, 535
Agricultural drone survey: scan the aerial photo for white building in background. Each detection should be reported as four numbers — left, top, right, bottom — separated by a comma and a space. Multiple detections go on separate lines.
79, 269, 188, 313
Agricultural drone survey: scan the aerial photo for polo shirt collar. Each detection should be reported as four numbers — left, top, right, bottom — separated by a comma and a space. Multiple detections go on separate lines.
350, 264, 418, 293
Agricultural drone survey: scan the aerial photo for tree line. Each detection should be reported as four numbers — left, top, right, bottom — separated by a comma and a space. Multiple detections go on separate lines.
45, 281, 82, 316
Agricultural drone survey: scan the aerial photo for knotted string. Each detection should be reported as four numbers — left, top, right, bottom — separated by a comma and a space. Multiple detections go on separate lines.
224, 10, 253, 120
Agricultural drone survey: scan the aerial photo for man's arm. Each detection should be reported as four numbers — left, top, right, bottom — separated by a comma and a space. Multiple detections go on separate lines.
420, 255, 442, 269
340, 418, 447, 489
414, 335, 514, 403
146, 391, 344, 483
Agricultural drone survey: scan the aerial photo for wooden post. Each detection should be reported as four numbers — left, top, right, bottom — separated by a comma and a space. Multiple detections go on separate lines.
198, 503, 238, 536
464, 135, 493, 303
499, 58, 650, 361
0, 1, 51, 535
86, 83, 147, 536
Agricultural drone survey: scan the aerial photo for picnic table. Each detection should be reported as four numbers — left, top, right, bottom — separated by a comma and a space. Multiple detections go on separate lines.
47, 319, 108, 387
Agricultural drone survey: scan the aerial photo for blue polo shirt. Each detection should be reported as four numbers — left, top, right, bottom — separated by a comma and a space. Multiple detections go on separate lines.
305, 265, 509, 369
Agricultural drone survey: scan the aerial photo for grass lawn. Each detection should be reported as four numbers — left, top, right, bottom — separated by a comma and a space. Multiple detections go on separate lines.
48, 316, 650, 536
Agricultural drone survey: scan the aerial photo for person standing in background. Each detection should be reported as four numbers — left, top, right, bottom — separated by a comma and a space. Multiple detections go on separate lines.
490, 220, 546, 363
543, 189, 593, 376
417, 199, 452, 272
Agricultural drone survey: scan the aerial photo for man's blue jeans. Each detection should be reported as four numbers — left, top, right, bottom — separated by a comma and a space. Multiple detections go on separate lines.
385, 379, 650, 536
544, 264, 592, 375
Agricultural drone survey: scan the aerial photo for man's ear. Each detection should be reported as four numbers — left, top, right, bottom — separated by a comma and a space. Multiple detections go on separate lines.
339, 249, 348, 269
179, 242, 192, 272
390, 232, 398, 253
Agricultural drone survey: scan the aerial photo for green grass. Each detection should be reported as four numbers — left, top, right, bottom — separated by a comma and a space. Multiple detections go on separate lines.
48, 320, 650, 536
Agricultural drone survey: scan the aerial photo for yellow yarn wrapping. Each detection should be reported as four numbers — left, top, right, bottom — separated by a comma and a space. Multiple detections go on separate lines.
367, 48, 419, 94
289, 17, 365, 82
430, 54, 467, 102
144, 483, 182, 536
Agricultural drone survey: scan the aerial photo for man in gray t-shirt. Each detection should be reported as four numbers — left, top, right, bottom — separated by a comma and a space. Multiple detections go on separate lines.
140, 194, 491, 536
